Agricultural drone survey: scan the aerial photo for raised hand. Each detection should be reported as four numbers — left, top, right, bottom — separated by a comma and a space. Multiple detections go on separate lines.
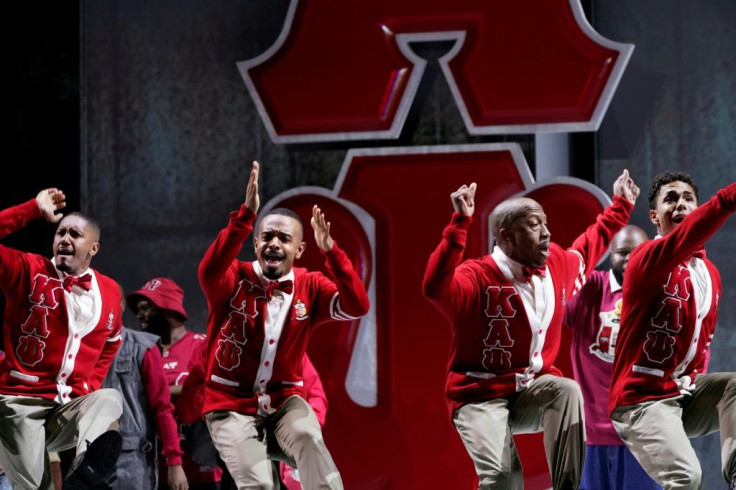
451, 183, 477, 217
311, 205, 334, 251
35, 188, 66, 223
613, 169, 640, 205
245, 161, 260, 213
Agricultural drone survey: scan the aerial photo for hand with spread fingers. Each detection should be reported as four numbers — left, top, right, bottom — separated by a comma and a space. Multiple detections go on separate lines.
311, 205, 334, 252
36, 188, 67, 223
245, 161, 260, 214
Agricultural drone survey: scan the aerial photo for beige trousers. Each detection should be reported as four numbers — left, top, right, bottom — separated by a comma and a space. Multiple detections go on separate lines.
0, 389, 122, 490
453, 374, 586, 490
206, 395, 342, 490
611, 372, 736, 490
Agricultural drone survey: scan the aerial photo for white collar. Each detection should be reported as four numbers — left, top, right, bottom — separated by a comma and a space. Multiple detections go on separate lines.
51, 257, 95, 281
608, 269, 622, 293
252, 260, 295, 287
491, 246, 528, 283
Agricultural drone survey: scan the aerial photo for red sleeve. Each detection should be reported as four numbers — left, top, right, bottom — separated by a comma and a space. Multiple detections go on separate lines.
627, 184, 735, 293
177, 341, 207, 423
0, 198, 41, 239
311, 240, 370, 325
141, 347, 184, 466
302, 355, 328, 426
422, 212, 476, 319
568, 196, 633, 280
88, 334, 122, 391
198, 204, 256, 305
0, 200, 42, 292
564, 270, 604, 331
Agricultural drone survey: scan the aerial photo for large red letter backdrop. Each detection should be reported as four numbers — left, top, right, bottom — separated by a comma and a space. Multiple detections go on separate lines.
262, 145, 612, 489
239, 0, 632, 143
241, 0, 632, 487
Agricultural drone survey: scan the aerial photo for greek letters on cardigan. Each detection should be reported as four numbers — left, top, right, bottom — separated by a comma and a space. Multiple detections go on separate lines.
644, 266, 692, 364
18, 274, 65, 366
216, 279, 267, 371
228, 278, 266, 318
482, 286, 518, 370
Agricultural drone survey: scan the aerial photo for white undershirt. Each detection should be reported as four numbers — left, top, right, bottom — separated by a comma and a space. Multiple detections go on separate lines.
490, 246, 556, 390
251, 262, 295, 415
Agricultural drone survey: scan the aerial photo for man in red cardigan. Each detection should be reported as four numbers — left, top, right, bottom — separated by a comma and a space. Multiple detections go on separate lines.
198, 162, 370, 489
610, 172, 735, 489
423, 171, 639, 489
0, 188, 124, 489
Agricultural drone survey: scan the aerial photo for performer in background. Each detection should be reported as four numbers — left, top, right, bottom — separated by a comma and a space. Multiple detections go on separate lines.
564, 225, 660, 489
103, 283, 187, 490
127, 277, 221, 489
423, 171, 639, 489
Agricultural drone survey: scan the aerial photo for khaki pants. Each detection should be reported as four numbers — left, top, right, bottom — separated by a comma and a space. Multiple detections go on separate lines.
453, 374, 586, 490
206, 395, 342, 490
612, 372, 736, 490
0, 389, 122, 490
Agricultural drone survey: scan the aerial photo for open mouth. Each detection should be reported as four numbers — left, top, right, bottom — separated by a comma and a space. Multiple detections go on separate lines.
672, 214, 687, 224
263, 251, 285, 268
56, 248, 74, 257
539, 242, 550, 257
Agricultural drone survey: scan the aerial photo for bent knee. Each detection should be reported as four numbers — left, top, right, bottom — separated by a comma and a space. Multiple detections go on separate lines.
93, 388, 123, 418
725, 374, 736, 393
554, 377, 583, 401
671, 466, 702, 488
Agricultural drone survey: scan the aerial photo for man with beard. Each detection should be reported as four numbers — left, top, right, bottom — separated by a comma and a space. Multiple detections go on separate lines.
198, 161, 370, 489
102, 283, 187, 490
126, 277, 222, 489
610, 173, 736, 489
0, 188, 124, 489
423, 170, 639, 489
563, 225, 660, 490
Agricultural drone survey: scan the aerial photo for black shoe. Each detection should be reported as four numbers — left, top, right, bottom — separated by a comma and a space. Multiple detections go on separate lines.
62, 430, 122, 489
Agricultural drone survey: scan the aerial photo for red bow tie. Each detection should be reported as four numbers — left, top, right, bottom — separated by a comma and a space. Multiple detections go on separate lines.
521, 265, 547, 283
63, 274, 92, 292
265, 280, 293, 300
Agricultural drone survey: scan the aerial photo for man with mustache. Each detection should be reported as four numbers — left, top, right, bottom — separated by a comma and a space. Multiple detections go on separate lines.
126, 277, 222, 489
563, 225, 660, 490
610, 172, 736, 489
198, 161, 370, 489
423, 170, 639, 489
0, 188, 124, 489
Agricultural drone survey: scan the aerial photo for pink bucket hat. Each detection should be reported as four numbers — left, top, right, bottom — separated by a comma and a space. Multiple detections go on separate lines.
126, 277, 188, 321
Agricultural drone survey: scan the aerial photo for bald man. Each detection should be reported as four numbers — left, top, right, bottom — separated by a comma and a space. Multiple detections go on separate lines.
0, 189, 124, 489
563, 226, 660, 490
423, 171, 639, 489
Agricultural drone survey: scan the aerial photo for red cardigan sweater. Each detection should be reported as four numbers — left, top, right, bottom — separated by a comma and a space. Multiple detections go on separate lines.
198, 204, 369, 416
424, 196, 632, 415
609, 183, 735, 414
0, 199, 122, 402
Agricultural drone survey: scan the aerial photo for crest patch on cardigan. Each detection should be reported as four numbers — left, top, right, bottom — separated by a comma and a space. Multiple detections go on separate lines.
294, 300, 309, 320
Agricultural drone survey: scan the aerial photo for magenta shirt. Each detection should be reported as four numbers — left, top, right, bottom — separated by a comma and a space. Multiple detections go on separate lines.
564, 269, 624, 446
